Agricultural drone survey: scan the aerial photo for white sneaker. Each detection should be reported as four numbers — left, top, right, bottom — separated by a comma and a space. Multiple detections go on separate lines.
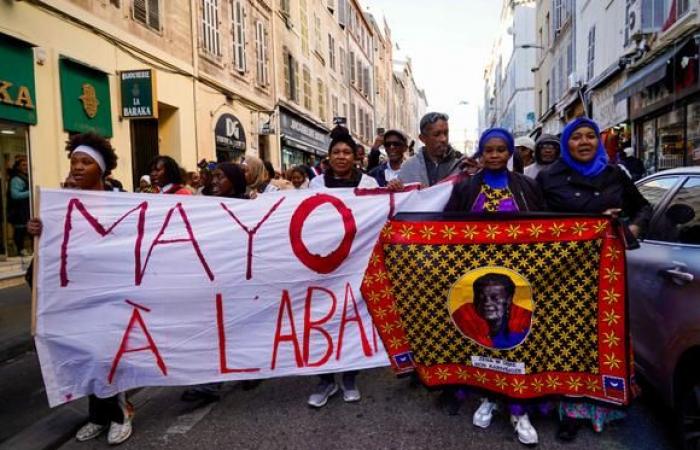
341, 379, 361, 402
511, 413, 538, 446
307, 382, 339, 408
107, 417, 133, 445
473, 398, 498, 428
75, 422, 106, 441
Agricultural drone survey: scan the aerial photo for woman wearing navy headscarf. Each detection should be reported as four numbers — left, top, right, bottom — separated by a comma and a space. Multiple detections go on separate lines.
537, 117, 651, 441
445, 128, 544, 213
445, 128, 545, 446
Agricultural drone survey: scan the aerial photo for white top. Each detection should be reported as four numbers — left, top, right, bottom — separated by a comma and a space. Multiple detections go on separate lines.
384, 166, 400, 182
309, 173, 379, 189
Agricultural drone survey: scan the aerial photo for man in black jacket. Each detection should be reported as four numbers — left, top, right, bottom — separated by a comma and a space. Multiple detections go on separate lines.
369, 130, 408, 187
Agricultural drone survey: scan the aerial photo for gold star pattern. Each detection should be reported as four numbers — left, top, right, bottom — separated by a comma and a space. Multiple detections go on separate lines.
531, 378, 544, 392
603, 311, 620, 326
546, 375, 562, 389
462, 225, 479, 240
474, 371, 489, 384
602, 289, 620, 305
399, 225, 415, 240
603, 353, 622, 370
586, 379, 601, 392
456, 367, 470, 381
607, 247, 621, 261
594, 221, 608, 234
571, 222, 589, 237
567, 376, 583, 392
604, 267, 621, 283
549, 222, 566, 237
512, 379, 527, 394
494, 375, 509, 389
527, 224, 544, 238
436, 367, 451, 381
381, 225, 393, 240
603, 331, 621, 348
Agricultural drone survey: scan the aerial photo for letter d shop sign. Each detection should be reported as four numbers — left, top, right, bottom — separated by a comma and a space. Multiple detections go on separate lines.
120, 69, 157, 119
215, 114, 246, 154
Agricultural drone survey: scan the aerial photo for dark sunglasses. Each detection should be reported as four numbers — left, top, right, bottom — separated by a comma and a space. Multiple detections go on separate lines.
384, 141, 405, 148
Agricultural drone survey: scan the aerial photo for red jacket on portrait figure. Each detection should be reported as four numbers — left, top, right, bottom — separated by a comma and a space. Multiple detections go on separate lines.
451, 302, 532, 348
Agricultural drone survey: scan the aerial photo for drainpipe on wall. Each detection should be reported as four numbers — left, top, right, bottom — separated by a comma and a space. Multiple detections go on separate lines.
189, 0, 201, 163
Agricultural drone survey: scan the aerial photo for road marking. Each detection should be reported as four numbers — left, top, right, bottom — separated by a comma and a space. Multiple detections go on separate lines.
165, 403, 215, 435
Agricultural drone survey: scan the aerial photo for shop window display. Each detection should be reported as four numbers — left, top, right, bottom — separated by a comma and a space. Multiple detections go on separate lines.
641, 119, 656, 174
657, 109, 685, 171
687, 102, 700, 167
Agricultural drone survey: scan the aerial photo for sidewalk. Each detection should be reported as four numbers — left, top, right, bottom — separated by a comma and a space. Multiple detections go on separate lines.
0, 283, 33, 362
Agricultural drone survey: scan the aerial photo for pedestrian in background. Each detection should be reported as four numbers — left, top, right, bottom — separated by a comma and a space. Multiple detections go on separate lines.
536, 117, 651, 442
242, 156, 280, 198
515, 136, 536, 169
7, 157, 30, 256
137, 175, 157, 193
28, 132, 135, 445
524, 134, 560, 179
287, 166, 309, 189
369, 129, 408, 187
149, 155, 192, 195
618, 147, 645, 182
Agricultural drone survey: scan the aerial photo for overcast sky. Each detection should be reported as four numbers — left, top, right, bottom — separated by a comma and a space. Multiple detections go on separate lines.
363, 0, 501, 149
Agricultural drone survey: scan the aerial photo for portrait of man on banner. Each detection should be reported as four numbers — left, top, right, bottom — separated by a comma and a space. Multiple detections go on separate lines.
449, 268, 533, 350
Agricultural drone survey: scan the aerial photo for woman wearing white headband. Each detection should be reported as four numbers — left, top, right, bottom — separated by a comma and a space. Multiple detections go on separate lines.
28, 132, 134, 446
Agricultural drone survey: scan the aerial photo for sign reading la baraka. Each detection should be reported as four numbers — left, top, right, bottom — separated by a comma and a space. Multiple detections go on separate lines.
119, 69, 157, 119
35, 185, 453, 407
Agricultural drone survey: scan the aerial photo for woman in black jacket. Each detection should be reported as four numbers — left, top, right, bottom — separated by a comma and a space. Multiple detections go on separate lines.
536, 117, 651, 441
445, 128, 545, 213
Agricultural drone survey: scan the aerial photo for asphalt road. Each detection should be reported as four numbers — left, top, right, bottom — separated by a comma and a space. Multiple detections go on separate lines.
49, 368, 676, 450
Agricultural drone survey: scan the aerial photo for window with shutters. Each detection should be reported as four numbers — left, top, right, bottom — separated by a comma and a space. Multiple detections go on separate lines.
339, 47, 346, 79
284, 51, 300, 102
255, 20, 269, 86
202, 0, 221, 56
327, 0, 335, 13
317, 79, 326, 121
314, 15, 322, 55
337, 0, 347, 28
332, 95, 339, 117
349, 51, 356, 85
587, 26, 595, 81
300, 0, 309, 55
342, 103, 347, 120
279, 0, 290, 16
328, 35, 336, 71
232, 0, 246, 73
133, 0, 161, 32
350, 103, 356, 132
358, 108, 365, 140
363, 66, 370, 97
357, 62, 363, 92
303, 67, 312, 110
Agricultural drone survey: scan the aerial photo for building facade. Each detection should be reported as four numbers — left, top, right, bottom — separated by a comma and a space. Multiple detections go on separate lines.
481, 0, 537, 137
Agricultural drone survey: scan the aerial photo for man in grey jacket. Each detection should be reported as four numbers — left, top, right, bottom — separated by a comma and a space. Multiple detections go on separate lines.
399, 112, 464, 186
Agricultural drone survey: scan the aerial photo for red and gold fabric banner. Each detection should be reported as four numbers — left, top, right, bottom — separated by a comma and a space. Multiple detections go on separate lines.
361, 213, 631, 405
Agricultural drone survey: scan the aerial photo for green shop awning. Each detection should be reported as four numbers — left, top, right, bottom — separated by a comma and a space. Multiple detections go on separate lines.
0, 34, 37, 125
59, 57, 112, 137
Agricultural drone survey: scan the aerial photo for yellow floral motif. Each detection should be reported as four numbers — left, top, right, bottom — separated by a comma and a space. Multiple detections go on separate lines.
531, 378, 544, 392
456, 367, 470, 381
462, 225, 479, 240
594, 220, 608, 234
399, 225, 415, 240
374, 307, 388, 320
474, 371, 489, 384
586, 379, 601, 392
484, 224, 501, 240
374, 271, 388, 284
389, 336, 404, 349
380, 286, 393, 299
494, 375, 508, 389
441, 225, 457, 240
369, 254, 380, 267
603, 310, 620, 326
436, 367, 451, 381
419, 225, 437, 240
603, 289, 620, 305
367, 291, 381, 304
571, 222, 589, 237
549, 222, 566, 237
603, 331, 621, 348
511, 379, 527, 394
567, 376, 583, 392
604, 267, 621, 283
603, 353, 622, 369
546, 375, 562, 389
527, 224, 544, 238
380, 322, 395, 334
506, 224, 523, 239
607, 247, 622, 261
380, 225, 393, 240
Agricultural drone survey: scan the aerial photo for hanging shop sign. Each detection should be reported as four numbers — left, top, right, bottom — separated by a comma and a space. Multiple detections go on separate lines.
59, 58, 112, 137
215, 113, 246, 152
0, 34, 37, 125
120, 69, 157, 119
280, 108, 330, 155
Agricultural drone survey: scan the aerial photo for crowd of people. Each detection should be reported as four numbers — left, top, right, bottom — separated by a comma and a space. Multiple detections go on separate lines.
25, 110, 651, 446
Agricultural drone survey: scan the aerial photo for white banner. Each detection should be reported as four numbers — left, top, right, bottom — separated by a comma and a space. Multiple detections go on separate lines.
35, 185, 451, 406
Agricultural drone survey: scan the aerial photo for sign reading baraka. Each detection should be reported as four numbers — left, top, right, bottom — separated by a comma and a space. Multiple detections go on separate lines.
34, 185, 453, 407
119, 69, 157, 119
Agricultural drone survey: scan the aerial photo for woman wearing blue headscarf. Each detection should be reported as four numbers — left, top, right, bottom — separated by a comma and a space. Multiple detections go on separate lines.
445, 128, 545, 213
537, 117, 651, 441
445, 128, 545, 446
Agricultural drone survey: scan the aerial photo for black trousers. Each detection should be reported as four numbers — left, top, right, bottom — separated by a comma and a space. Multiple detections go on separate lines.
319, 371, 358, 384
88, 394, 126, 425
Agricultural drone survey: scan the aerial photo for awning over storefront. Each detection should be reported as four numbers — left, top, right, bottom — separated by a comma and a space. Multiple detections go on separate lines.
281, 134, 327, 155
613, 45, 683, 103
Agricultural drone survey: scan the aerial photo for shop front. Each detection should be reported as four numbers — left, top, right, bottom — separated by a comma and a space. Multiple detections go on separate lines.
590, 75, 630, 160
279, 107, 329, 171
616, 38, 700, 174
214, 113, 246, 163
0, 34, 37, 257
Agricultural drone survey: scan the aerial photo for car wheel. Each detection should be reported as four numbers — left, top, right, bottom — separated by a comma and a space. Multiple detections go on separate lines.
680, 380, 700, 450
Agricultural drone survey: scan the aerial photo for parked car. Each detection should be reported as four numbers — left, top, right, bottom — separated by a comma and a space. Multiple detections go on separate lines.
630, 167, 700, 450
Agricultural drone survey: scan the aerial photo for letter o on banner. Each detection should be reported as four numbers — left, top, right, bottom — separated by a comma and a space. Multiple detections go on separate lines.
290, 194, 357, 274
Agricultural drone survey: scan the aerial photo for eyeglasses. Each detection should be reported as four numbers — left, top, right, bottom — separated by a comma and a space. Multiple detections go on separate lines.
384, 141, 405, 148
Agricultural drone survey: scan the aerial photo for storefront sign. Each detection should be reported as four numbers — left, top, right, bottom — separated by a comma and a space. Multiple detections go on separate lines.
280, 109, 330, 154
624, 0, 641, 49
120, 69, 157, 119
630, 83, 673, 119
215, 114, 246, 152
0, 35, 37, 125
592, 77, 628, 130
59, 58, 112, 137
